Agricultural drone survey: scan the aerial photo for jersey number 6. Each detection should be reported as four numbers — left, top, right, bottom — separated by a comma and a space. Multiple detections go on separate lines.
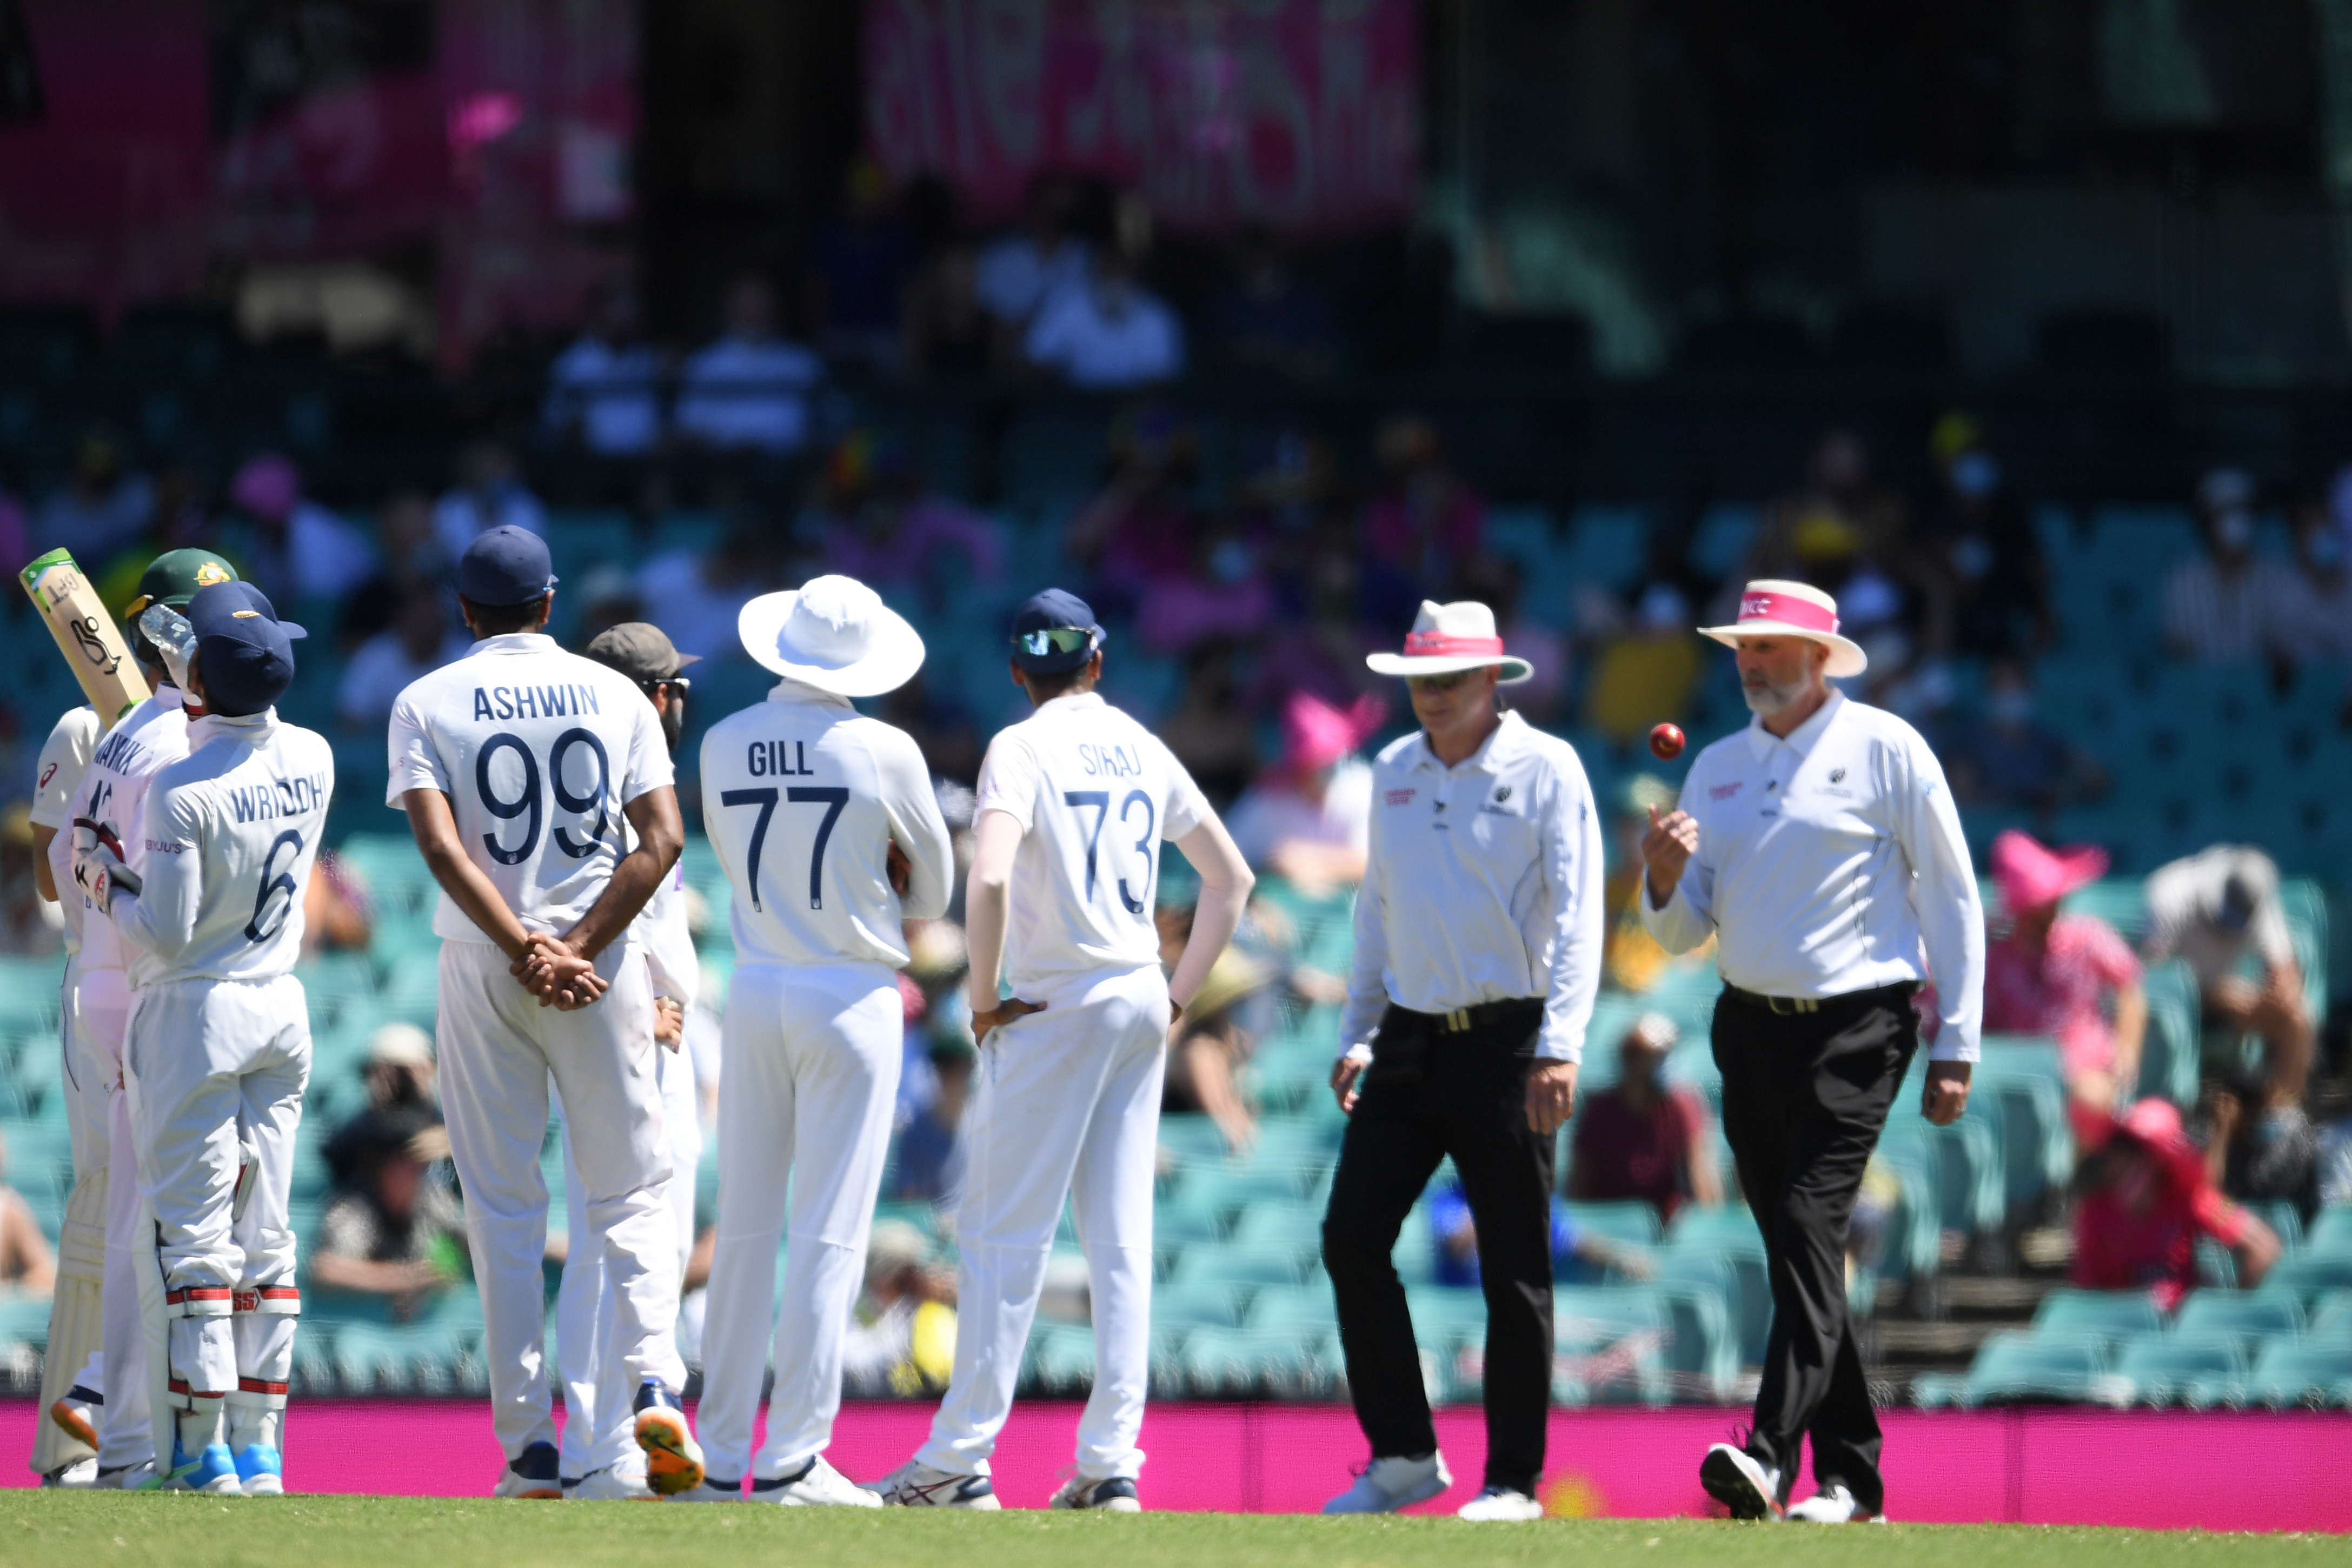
719, 785, 848, 912
245, 828, 303, 943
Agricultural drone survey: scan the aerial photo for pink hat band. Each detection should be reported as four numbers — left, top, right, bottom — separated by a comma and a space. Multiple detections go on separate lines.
1738, 591, 1838, 635
1403, 630, 1504, 658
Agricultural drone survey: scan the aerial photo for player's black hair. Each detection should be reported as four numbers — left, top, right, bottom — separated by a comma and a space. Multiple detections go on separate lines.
461, 592, 551, 638
1016, 653, 1098, 705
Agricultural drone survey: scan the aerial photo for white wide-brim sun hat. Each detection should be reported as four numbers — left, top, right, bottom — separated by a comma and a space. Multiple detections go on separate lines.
1698, 577, 1869, 679
738, 574, 926, 698
1365, 598, 1534, 684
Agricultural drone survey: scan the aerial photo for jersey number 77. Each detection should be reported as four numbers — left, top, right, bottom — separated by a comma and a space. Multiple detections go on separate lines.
720, 786, 848, 911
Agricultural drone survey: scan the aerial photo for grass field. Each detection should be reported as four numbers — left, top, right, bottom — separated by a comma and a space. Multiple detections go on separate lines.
1, 1494, 2341, 1568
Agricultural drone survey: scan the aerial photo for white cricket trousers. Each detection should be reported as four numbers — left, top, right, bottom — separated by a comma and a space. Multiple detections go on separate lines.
30, 961, 117, 1478
698, 961, 903, 1484
122, 974, 308, 1466
916, 962, 1168, 1483
73, 971, 154, 1471
435, 939, 684, 1463
555, 1033, 701, 1479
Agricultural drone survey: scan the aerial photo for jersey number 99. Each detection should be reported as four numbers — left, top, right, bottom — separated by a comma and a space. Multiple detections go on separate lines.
475, 729, 613, 866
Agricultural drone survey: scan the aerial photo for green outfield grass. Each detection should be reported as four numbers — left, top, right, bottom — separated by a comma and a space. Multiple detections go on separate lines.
0, 1494, 2340, 1568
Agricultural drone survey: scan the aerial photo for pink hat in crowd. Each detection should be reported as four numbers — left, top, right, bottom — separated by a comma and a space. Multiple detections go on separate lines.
230, 454, 300, 521
2111, 1097, 2208, 1194
1281, 691, 1386, 777
1989, 829, 2108, 914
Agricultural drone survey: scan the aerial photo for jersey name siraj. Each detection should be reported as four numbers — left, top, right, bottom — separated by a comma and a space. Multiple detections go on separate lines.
471, 683, 603, 722
1074, 740, 1143, 779
227, 772, 331, 824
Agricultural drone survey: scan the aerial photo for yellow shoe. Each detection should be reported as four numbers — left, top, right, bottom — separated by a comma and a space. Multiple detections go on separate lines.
632, 1385, 705, 1497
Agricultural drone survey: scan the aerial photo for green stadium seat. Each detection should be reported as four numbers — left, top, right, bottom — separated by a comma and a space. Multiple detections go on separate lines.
2309, 1290, 2352, 1335
2246, 1334, 2352, 1408
1154, 1280, 1246, 1331
1970, 1038, 2074, 1208
2267, 1252, 2352, 1306
1228, 1202, 1326, 1253
1563, 1200, 1662, 1249
2112, 1331, 2247, 1408
1166, 1244, 1306, 1291
1657, 1226, 1770, 1366
1024, 1322, 1096, 1394
2172, 1288, 2304, 1356
0, 1293, 52, 1350
2304, 1206, 2352, 1255
1176, 1325, 1338, 1398
1962, 1331, 2121, 1406
2137, 961, 2203, 1108
1403, 1285, 1487, 1354
2031, 1287, 2164, 1345
1549, 1285, 1671, 1406
1643, 1264, 1739, 1400
1244, 1282, 1339, 1334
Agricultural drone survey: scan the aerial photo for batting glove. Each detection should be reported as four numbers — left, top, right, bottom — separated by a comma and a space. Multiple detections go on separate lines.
70, 816, 141, 904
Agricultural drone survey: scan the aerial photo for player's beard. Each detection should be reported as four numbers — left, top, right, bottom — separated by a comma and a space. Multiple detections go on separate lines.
1741, 672, 1806, 716
660, 699, 685, 753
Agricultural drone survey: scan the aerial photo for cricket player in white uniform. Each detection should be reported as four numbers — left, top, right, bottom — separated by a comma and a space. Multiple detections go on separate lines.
387, 526, 701, 1498
55, 549, 240, 1488
685, 575, 954, 1506
875, 588, 1252, 1511
29, 699, 102, 1486
79, 579, 332, 1494
554, 622, 707, 1500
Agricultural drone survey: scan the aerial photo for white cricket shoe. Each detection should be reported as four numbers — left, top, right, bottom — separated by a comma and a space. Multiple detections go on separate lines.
42, 1458, 98, 1489
1786, 1484, 1887, 1523
1047, 1474, 1141, 1512
1457, 1485, 1544, 1522
1698, 1444, 1782, 1520
674, 1477, 743, 1503
752, 1455, 882, 1508
95, 1460, 154, 1491
571, 1463, 657, 1502
494, 1440, 566, 1499
1321, 1452, 1452, 1515
867, 1459, 1002, 1509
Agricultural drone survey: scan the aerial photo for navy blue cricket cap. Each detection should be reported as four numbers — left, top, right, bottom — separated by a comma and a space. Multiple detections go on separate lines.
1009, 587, 1106, 674
187, 580, 298, 716
457, 524, 559, 608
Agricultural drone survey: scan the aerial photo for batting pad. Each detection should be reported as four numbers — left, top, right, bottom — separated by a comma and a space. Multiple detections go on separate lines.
27, 1169, 109, 1476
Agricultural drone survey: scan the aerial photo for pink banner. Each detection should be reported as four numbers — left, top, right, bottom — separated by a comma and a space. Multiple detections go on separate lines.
865, 0, 1420, 230
8, 1400, 2349, 1529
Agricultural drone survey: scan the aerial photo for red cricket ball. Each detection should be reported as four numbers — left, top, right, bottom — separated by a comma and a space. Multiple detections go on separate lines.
1649, 722, 1686, 761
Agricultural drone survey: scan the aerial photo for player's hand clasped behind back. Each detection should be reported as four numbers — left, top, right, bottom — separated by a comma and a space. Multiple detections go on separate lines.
511, 931, 606, 1010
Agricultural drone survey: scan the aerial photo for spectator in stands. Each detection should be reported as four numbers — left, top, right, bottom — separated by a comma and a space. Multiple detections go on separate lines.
1224, 692, 1384, 892
842, 1219, 958, 1397
1567, 1014, 1722, 1224
336, 489, 446, 652
2071, 1098, 2278, 1311
36, 430, 152, 567
1583, 582, 1704, 747
1135, 511, 1277, 654
2164, 468, 2290, 662
1603, 776, 1709, 994
1916, 412, 2048, 658
338, 583, 469, 731
1944, 659, 2107, 813
1430, 1180, 1651, 1288
2142, 845, 2313, 1106
0, 802, 62, 956
808, 160, 918, 368
432, 441, 545, 568
2200, 1062, 2318, 1217
1157, 894, 1278, 1154
890, 1033, 975, 1206
634, 523, 778, 665
2270, 493, 2352, 666
310, 1106, 465, 1321
0, 1127, 55, 1296
807, 429, 1001, 609
2313, 1079, 2352, 1208
879, 672, 985, 788
321, 1022, 441, 1189
1155, 643, 1259, 808
571, 564, 643, 649
1021, 244, 1184, 389
1360, 416, 1482, 621
1982, 831, 2145, 1128
301, 847, 373, 958
974, 171, 1089, 338
1746, 427, 1910, 595
1066, 404, 1201, 617
675, 274, 825, 455
1202, 224, 1340, 384
544, 281, 666, 457
901, 238, 993, 380
224, 453, 376, 604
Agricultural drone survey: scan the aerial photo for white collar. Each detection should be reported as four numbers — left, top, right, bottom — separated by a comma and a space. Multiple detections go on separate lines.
767, 679, 853, 710
1407, 709, 1525, 775
1745, 686, 1845, 761
469, 633, 558, 655
1036, 690, 1106, 716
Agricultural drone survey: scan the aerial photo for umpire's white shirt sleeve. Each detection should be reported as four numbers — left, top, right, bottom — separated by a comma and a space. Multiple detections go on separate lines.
1341, 713, 1605, 1065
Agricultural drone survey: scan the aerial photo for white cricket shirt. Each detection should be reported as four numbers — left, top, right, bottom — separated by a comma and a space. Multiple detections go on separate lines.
385, 633, 673, 945
109, 709, 334, 987
1339, 712, 1606, 1065
32, 705, 98, 957
972, 690, 1211, 1001
1640, 689, 1984, 1062
67, 688, 190, 979
637, 860, 699, 1006
699, 681, 953, 970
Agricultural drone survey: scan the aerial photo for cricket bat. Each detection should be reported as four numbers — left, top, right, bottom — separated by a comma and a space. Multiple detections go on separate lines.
20, 548, 150, 729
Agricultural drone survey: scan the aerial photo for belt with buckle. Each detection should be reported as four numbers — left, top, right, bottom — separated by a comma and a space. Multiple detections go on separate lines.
1397, 997, 1545, 1034
1722, 981, 1915, 1016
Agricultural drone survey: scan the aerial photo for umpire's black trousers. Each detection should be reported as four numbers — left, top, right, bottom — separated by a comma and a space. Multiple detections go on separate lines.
1712, 981, 1917, 1512
1322, 998, 1552, 1495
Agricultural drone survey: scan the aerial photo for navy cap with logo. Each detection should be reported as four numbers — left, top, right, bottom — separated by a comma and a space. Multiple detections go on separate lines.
188, 580, 300, 716
457, 524, 559, 609
1008, 587, 1106, 674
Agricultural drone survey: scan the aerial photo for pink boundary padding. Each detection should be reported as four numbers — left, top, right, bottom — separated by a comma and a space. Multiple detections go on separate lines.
5, 1400, 2348, 1529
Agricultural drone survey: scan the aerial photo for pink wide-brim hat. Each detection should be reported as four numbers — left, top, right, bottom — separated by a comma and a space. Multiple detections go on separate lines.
1699, 578, 1869, 678
1282, 691, 1387, 775
1989, 829, 2108, 914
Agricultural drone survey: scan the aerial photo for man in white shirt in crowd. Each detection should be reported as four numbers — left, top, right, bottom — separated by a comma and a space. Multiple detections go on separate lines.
228, 455, 377, 606
1319, 600, 1603, 1523
1022, 249, 1183, 390
974, 173, 1090, 333
2163, 468, 2290, 663
675, 275, 825, 456
83, 579, 334, 1494
684, 576, 953, 1506
336, 587, 470, 733
433, 441, 546, 567
874, 589, 1252, 1511
545, 283, 666, 459
2141, 845, 2311, 1107
1642, 579, 1981, 1524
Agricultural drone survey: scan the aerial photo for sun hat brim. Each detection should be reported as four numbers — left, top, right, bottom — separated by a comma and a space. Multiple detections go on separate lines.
1365, 651, 1534, 685
738, 589, 927, 697
1698, 620, 1869, 679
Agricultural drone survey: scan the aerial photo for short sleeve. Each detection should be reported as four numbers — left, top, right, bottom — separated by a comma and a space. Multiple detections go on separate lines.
973, 733, 1041, 830
2078, 917, 2143, 990
29, 707, 98, 828
1155, 739, 1210, 841
2191, 1186, 2251, 1248
384, 683, 449, 806
616, 677, 676, 803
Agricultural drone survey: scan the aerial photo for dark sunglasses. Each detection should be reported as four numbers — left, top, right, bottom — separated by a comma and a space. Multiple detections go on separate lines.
1014, 627, 1096, 658
641, 676, 691, 696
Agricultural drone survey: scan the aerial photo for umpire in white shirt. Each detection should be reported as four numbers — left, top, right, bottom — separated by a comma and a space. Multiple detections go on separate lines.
1641, 580, 1981, 1525
1320, 601, 1604, 1523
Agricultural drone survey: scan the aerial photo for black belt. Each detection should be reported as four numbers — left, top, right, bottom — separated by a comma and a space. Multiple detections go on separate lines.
1720, 980, 1916, 1017
1389, 996, 1545, 1034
